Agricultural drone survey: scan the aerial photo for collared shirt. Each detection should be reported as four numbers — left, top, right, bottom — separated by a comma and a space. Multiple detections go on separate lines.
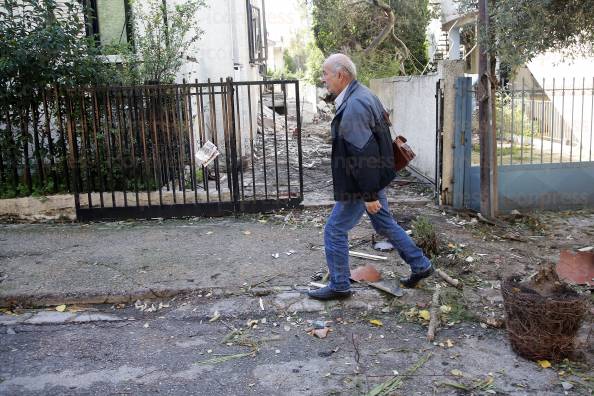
334, 81, 352, 108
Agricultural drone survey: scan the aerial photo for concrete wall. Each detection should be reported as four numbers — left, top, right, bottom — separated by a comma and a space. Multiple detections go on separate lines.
370, 75, 441, 181
370, 60, 465, 204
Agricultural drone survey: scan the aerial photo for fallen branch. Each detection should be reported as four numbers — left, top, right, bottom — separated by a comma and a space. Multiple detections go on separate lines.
436, 269, 461, 288
427, 285, 441, 342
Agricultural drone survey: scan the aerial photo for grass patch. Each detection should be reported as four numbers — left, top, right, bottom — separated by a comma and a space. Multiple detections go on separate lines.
440, 288, 477, 323
411, 216, 439, 258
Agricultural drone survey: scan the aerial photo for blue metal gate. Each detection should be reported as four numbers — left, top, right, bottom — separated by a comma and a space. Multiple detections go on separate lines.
453, 77, 594, 212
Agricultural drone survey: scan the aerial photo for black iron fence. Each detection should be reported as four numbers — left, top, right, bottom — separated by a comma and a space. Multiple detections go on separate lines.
1, 88, 71, 197
0, 79, 304, 219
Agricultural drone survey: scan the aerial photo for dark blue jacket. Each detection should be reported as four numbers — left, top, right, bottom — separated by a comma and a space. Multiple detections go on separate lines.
331, 80, 396, 202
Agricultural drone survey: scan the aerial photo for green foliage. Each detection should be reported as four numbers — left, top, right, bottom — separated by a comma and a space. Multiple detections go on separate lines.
498, 95, 541, 140
351, 52, 402, 87
390, 0, 431, 74
311, 0, 430, 81
0, 0, 112, 197
283, 50, 298, 74
456, 0, 594, 68
118, 0, 206, 84
267, 31, 324, 86
304, 41, 325, 86
0, 0, 110, 105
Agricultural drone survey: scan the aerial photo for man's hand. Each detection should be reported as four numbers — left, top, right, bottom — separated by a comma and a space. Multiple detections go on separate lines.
365, 200, 381, 214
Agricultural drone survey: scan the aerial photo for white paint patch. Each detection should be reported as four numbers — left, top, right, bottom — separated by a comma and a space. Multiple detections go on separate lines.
174, 337, 208, 348
0, 366, 154, 392
171, 364, 213, 380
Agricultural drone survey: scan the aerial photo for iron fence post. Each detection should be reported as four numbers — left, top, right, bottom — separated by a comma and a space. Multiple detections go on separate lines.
226, 78, 241, 215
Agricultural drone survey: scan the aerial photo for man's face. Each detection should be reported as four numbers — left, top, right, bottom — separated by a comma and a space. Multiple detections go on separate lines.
322, 62, 345, 96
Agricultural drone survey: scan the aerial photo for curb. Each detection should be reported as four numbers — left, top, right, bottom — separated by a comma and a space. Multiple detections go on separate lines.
0, 286, 222, 308
0, 285, 301, 309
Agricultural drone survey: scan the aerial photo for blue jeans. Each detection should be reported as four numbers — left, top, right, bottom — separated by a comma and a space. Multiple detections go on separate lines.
324, 189, 431, 291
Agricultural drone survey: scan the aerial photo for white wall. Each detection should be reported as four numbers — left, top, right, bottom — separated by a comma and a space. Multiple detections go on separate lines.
173, 0, 265, 158
177, 0, 262, 83
370, 74, 441, 180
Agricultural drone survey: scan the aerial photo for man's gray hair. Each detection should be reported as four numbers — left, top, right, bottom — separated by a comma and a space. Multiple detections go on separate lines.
325, 53, 357, 79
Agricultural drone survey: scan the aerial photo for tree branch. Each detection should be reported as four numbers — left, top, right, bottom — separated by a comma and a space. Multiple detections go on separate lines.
391, 30, 422, 74
363, 0, 395, 56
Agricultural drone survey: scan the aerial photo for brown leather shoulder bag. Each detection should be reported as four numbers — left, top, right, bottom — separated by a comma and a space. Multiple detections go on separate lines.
393, 135, 416, 171
382, 110, 416, 171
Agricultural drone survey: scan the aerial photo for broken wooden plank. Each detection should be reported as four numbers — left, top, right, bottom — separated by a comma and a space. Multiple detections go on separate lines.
368, 280, 404, 297
349, 251, 388, 261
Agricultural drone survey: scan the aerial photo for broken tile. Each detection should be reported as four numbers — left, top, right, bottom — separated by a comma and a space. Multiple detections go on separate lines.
556, 250, 594, 286
350, 264, 382, 282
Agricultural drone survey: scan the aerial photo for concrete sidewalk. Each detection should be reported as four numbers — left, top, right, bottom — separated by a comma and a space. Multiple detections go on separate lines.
0, 217, 317, 306
0, 210, 421, 307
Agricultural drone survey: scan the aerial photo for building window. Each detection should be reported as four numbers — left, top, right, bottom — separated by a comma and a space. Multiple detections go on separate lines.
247, 1, 267, 64
81, 0, 133, 50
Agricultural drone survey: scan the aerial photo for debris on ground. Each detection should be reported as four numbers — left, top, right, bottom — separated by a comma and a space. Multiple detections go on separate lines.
309, 320, 331, 329
306, 319, 332, 338
373, 241, 394, 252
209, 310, 221, 323
310, 269, 326, 281
369, 319, 383, 327
134, 300, 170, 313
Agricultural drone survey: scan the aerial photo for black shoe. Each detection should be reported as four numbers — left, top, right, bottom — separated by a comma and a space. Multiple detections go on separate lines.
308, 286, 352, 301
400, 265, 434, 288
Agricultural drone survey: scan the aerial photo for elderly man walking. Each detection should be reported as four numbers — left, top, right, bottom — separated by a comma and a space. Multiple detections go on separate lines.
308, 54, 434, 300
